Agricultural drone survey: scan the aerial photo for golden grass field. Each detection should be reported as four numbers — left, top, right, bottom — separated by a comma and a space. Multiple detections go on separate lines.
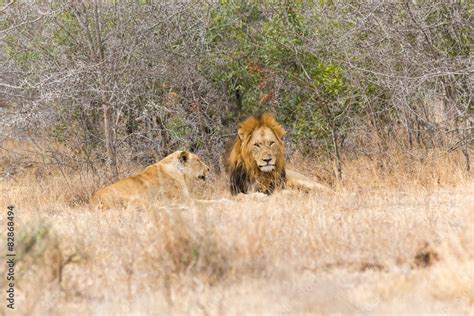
0, 139, 473, 315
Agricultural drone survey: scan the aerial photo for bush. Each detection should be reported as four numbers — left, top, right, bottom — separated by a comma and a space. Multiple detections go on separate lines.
1, 0, 471, 175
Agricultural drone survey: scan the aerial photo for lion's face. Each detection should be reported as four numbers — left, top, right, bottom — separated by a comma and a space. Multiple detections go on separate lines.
228, 113, 287, 195
248, 126, 280, 172
179, 151, 210, 181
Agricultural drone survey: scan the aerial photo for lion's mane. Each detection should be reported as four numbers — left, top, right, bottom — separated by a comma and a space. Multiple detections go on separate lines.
227, 113, 286, 195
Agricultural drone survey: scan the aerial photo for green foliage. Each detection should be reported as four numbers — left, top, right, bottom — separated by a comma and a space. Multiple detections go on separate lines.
203, 0, 351, 146
52, 11, 81, 47
4, 35, 39, 65
165, 116, 191, 141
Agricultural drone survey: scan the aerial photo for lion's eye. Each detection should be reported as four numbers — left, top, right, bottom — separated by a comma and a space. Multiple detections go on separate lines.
269, 141, 275, 147
254, 143, 261, 148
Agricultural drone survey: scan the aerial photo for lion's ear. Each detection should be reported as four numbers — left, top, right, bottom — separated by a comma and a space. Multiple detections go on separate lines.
179, 151, 189, 164
273, 124, 286, 141
238, 128, 245, 141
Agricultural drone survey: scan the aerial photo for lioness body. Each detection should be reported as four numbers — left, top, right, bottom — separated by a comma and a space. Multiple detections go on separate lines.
91, 151, 209, 209
227, 113, 332, 195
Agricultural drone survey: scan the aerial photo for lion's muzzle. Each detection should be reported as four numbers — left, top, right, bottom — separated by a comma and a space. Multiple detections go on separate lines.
259, 164, 275, 172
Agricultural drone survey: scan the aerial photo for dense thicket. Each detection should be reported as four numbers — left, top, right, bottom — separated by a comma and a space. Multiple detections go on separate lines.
1, 1, 472, 176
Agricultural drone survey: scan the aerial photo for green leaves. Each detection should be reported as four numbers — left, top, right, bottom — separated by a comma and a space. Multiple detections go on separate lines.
203, 0, 351, 146
53, 11, 81, 47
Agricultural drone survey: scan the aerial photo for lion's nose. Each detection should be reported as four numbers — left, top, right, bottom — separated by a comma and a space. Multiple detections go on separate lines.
263, 157, 272, 163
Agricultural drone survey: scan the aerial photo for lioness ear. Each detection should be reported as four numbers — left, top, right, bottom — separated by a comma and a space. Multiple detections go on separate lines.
179, 151, 189, 164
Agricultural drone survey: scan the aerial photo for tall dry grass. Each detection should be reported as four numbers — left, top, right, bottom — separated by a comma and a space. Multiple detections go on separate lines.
0, 138, 473, 314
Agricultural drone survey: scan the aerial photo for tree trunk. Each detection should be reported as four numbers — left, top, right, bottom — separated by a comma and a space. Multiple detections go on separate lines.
95, 1, 118, 178
332, 127, 342, 180
462, 119, 471, 172
102, 102, 118, 178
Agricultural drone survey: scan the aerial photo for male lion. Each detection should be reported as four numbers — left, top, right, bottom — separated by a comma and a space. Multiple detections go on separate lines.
91, 151, 209, 209
227, 112, 332, 195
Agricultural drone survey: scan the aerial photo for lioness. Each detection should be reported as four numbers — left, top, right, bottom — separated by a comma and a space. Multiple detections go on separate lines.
91, 151, 209, 209
227, 112, 332, 195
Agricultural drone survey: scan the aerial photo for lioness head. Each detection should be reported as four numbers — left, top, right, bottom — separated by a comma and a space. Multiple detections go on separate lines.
227, 113, 286, 195
178, 151, 210, 181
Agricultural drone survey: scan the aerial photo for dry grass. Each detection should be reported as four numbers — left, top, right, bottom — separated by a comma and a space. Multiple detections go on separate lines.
0, 140, 473, 315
